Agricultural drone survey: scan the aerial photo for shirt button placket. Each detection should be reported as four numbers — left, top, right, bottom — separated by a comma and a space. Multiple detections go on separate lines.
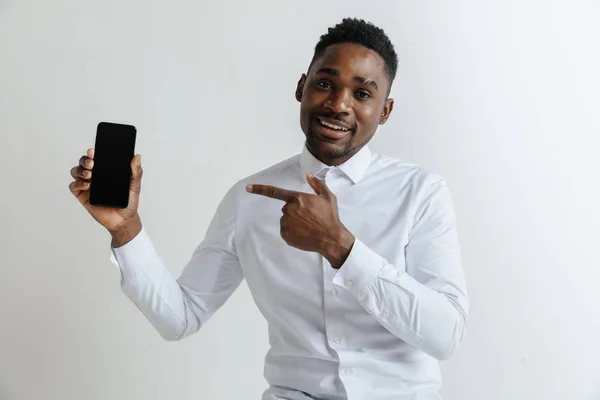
321, 169, 355, 389
323, 256, 340, 351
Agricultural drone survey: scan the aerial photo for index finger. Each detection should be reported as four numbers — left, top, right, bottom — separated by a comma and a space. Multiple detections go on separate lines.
246, 184, 299, 202
78, 148, 95, 169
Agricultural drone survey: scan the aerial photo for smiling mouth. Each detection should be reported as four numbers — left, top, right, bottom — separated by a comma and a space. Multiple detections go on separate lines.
314, 117, 353, 139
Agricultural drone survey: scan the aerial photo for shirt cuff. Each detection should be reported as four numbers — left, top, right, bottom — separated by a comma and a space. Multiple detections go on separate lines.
332, 238, 388, 298
109, 227, 155, 275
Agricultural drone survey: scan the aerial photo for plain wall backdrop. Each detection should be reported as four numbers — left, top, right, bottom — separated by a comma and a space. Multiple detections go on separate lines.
1, 1, 599, 399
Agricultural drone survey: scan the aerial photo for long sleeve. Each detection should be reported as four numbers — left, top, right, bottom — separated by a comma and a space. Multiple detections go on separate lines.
333, 175, 469, 360
110, 185, 244, 341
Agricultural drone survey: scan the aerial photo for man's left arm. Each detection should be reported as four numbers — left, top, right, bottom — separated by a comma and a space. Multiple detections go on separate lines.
332, 175, 469, 361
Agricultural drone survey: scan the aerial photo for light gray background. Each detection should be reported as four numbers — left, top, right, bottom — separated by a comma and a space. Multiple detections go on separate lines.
1, 1, 599, 399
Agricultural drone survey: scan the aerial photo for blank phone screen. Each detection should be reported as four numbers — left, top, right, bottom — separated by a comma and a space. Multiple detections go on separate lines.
89, 122, 136, 208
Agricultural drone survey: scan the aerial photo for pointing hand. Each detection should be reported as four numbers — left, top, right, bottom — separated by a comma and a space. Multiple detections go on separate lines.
246, 173, 355, 268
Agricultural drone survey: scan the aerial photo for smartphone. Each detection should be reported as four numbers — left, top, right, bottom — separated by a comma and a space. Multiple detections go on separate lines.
89, 122, 137, 208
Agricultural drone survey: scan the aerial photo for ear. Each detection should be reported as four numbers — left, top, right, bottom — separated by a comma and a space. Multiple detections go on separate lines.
295, 74, 307, 102
379, 98, 394, 125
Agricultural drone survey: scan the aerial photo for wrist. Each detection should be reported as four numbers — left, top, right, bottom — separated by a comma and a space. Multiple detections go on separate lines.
322, 226, 355, 269
110, 215, 142, 248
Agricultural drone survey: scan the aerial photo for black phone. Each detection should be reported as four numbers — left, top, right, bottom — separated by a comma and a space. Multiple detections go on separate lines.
89, 122, 137, 208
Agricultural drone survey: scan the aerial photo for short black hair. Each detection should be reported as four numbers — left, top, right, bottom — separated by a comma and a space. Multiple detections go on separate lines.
310, 18, 399, 87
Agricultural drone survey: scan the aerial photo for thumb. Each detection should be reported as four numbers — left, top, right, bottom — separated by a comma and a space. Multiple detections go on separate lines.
130, 154, 143, 194
307, 173, 332, 198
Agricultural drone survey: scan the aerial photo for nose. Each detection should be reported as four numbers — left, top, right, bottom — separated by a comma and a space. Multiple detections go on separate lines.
323, 89, 351, 114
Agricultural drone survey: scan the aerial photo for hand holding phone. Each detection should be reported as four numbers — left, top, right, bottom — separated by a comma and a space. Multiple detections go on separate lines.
69, 122, 143, 236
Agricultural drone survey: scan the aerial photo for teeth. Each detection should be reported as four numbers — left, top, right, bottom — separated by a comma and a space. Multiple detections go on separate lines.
320, 119, 348, 131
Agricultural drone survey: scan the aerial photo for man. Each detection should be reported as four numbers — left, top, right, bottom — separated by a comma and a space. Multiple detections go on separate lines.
69, 18, 468, 400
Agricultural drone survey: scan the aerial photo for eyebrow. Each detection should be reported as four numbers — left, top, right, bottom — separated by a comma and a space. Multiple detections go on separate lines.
315, 67, 379, 91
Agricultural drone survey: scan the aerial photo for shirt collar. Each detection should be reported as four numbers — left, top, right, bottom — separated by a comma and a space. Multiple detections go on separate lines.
299, 142, 372, 184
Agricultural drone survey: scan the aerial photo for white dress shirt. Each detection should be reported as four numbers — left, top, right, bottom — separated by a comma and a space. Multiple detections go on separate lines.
110, 143, 469, 400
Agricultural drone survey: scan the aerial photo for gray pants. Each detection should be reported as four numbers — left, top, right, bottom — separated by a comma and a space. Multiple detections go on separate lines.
262, 385, 443, 400
262, 386, 343, 400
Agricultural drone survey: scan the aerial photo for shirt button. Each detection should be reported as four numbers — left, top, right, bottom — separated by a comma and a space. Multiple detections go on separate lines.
380, 311, 388, 319
343, 368, 353, 376
328, 288, 337, 296
333, 337, 341, 344
346, 278, 353, 286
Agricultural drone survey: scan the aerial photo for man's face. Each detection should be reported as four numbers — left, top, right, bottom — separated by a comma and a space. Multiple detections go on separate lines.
296, 42, 394, 166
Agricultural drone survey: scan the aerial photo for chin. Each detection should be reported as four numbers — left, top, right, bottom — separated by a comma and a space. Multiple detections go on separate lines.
307, 136, 353, 161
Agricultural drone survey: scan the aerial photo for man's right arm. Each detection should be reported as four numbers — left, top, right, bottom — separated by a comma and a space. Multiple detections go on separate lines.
69, 148, 243, 340
110, 185, 244, 341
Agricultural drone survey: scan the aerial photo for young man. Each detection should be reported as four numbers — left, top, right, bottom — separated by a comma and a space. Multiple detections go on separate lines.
69, 18, 468, 400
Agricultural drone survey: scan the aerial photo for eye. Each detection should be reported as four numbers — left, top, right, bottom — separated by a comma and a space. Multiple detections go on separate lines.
317, 80, 333, 89
356, 90, 371, 99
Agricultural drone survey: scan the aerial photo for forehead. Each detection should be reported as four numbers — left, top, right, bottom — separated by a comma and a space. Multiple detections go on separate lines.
310, 42, 388, 82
